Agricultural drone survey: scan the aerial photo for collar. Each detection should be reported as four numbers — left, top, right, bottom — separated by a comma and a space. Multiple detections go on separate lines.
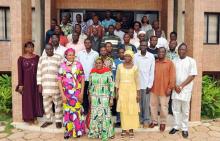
137, 52, 149, 57
156, 58, 169, 63
148, 46, 157, 50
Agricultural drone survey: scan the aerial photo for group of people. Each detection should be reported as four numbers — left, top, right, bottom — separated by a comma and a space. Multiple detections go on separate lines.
16, 11, 198, 141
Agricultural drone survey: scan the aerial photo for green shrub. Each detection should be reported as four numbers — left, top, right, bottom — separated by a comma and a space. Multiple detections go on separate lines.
0, 74, 12, 114
201, 75, 220, 119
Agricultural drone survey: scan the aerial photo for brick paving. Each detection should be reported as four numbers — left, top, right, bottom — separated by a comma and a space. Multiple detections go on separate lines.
1, 120, 220, 141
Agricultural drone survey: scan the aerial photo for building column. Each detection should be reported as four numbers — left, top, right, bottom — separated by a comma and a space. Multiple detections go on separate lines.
184, 0, 203, 121
45, 0, 56, 33
35, 0, 45, 55
11, 0, 32, 122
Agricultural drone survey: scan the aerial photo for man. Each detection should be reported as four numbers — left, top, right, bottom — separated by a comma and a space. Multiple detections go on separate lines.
149, 47, 176, 132
114, 22, 125, 43
119, 33, 137, 53
105, 42, 114, 58
133, 41, 155, 128
60, 15, 72, 36
43, 34, 67, 58
147, 36, 158, 59
112, 48, 125, 128
88, 28, 101, 52
136, 31, 147, 50
72, 14, 87, 34
66, 32, 85, 54
77, 39, 99, 115
37, 44, 63, 128
45, 19, 57, 43
86, 12, 101, 27
169, 43, 197, 138
87, 15, 105, 38
101, 11, 116, 31
101, 25, 121, 59
155, 29, 169, 49
166, 40, 179, 115
146, 20, 166, 41
67, 24, 87, 43
170, 31, 177, 42
166, 40, 179, 61
128, 28, 140, 49
49, 25, 68, 47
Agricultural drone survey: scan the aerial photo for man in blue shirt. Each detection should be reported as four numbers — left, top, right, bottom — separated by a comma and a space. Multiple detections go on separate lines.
112, 48, 125, 128
101, 11, 116, 31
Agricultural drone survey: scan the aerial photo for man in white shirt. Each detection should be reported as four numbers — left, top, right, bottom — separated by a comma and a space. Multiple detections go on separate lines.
77, 38, 99, 115
114, 22, 125, 44
66, 32, 85, 55
169, 43, 197, 138
42, 34, 67, 58
134, 40, 155, 128
155, 29, 169, 49
67, 24, 87, 43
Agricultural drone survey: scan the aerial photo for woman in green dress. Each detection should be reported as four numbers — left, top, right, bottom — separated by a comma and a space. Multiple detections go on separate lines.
88, 57, 115, 141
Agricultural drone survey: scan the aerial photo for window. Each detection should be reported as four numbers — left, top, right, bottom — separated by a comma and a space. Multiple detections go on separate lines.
204, 13, 220, 44
0, 7, 10, 41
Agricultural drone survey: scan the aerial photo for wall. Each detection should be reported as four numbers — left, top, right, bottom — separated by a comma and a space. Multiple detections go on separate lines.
56, 0, 162, 10
0, 42, 11, 71
202, 0, 220, 72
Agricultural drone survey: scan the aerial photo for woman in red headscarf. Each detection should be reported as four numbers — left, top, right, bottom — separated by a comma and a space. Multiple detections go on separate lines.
57, 48, 85, 139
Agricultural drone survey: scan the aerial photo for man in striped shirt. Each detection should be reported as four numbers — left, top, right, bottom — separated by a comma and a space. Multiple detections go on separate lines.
37, 43, 63, 129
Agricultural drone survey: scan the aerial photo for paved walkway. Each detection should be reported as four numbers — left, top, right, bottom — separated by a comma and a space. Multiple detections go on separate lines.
1, 119, 220, 141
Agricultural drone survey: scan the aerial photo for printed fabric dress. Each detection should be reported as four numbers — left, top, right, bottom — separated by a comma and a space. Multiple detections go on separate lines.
88, 68, 115, 141
57, 61, 85, 138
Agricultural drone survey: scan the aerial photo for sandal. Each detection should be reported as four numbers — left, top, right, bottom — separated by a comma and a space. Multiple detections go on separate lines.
129, 130, 135, 139
121, 130, 126, 138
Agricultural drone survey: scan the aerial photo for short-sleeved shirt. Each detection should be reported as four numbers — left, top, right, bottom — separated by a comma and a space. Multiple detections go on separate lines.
66, 42, 85, 55
76, 50, 99, 81
60, 23, 72, 36
172, 56, 198, 102
101, 19, 116, 29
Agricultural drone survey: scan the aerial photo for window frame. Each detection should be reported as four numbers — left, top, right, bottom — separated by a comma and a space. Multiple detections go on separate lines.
204, 12, 220, 45
0, 7, 10, 41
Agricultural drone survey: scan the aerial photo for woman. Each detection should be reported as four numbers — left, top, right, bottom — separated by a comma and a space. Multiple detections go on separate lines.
133, 21, 141, 39
16, 41, 43, 124
57, 48, 85, 139
100, 46, 113, 69
116, 50, 140, 139
88, 57, 115, 141
141, 16, 152, 33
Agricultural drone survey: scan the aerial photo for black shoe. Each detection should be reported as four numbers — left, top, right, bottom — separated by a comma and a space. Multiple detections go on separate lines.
182, 131, 189, 138
56, 122, 62, 128
169, 128, 179, 134
115, 122, 121, 128
64, 136, 70, 140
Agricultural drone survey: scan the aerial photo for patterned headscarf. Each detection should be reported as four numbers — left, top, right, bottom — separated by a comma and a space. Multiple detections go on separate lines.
64, 48, 75, 65
124, 50, 134, 59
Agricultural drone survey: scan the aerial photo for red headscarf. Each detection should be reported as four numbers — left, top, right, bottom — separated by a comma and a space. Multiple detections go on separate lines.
64, 48, 75, 58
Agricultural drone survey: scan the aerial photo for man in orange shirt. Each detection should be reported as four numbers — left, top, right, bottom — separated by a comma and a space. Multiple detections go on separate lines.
149, 47, 176, 132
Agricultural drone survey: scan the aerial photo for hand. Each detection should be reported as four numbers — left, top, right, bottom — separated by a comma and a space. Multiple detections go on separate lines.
166, 89, 172, 97
146, 87, 151, 94
18, 86, 23, 94
136, 95, 140, 103
38, 85, 43, 93
78, 92, 83, 103
61, 95, 67, 103
175, 86, 182, 94
109, 97, 114, 107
